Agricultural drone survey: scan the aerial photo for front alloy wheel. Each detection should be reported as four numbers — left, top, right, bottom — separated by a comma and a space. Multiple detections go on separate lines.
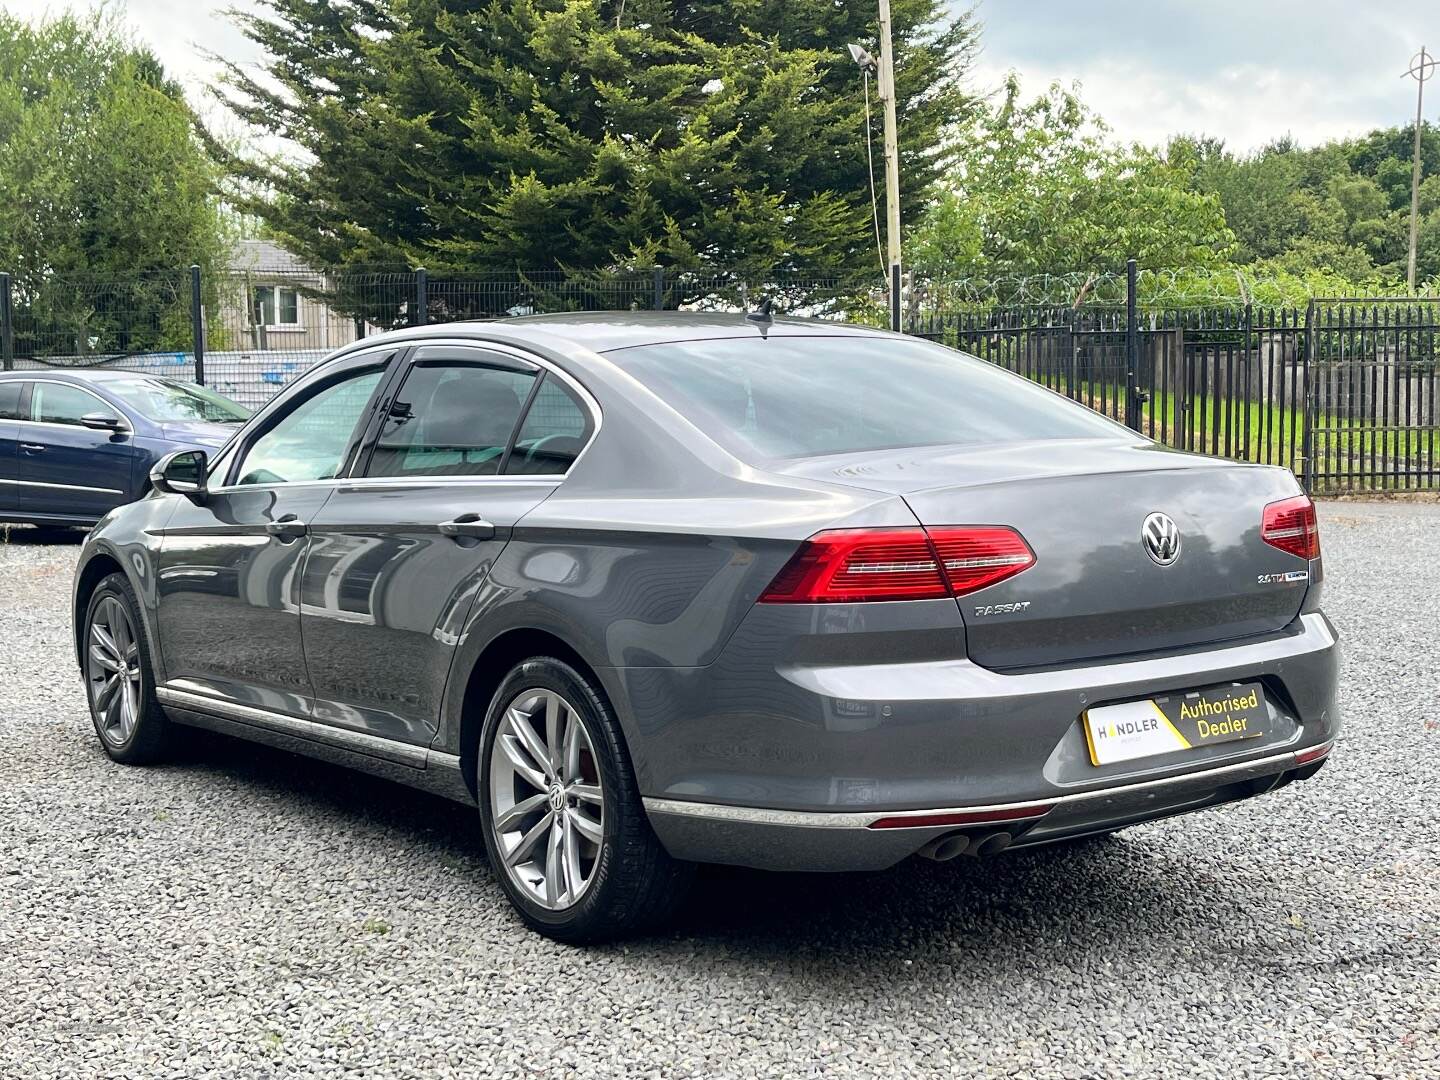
488, 689, 605, 910
82, 572, 170, 763
86, 594, 143, 746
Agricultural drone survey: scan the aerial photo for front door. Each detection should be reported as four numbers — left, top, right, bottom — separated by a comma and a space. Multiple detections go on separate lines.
153, 353, 396, 717
19, 380, 135, 519
299, 345, 587, 746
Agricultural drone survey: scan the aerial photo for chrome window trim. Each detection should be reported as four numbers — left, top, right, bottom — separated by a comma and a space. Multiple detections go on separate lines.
203, 336, 602, 491
13, 416, 134, 433
201, 475, 565, 497
202, 477, 349, 495
641, 746, 1323, 830
335, 475, 565, 489
0, 478, 125, 495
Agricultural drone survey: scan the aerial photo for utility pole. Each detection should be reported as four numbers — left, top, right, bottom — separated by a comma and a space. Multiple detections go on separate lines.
1404, 47, 1435, 292
875, 0, 902, 283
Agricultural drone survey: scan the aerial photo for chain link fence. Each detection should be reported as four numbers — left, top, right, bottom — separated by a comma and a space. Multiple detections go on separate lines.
2, 261, 1437, 493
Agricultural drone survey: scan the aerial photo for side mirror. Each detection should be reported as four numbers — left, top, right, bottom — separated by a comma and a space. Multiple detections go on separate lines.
81, 411, 128, 432
151, 449, 208, 497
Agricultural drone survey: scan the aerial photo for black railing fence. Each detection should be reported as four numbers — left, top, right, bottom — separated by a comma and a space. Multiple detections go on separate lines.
2, 261, 1437, 494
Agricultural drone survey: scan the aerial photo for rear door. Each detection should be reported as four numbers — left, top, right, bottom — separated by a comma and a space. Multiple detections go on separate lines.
299, 344, 592, 747
0, 380, 22, 517
18, 380, 135, 519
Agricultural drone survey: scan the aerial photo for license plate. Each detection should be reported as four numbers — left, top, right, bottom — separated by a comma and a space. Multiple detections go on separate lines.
1082, 682, 1270, 767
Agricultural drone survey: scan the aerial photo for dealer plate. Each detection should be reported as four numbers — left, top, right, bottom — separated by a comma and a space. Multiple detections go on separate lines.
1081, 682, 1271, 767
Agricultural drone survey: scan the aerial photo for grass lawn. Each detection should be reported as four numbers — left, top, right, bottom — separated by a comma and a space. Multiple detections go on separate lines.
1035, 378, 1440, 489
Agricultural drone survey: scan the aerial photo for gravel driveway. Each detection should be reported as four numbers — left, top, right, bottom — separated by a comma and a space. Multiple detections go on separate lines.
1, 501, 1437, 1079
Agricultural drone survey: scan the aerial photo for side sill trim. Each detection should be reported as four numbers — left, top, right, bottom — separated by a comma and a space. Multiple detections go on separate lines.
156, 686, 428, 768
0, 478, 125, 495
642, 746, 1323, 830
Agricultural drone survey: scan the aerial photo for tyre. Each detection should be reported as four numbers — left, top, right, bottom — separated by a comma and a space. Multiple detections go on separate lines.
82, 572, 172, 764
478, 657, 693, 943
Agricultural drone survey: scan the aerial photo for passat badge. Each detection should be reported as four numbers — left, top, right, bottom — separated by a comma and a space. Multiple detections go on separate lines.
1142, 512, 1182, 566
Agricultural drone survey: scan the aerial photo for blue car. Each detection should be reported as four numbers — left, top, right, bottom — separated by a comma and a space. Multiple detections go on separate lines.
0, 370, 250, 527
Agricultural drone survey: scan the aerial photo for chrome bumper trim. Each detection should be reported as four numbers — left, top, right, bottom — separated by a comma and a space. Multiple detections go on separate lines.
643, 745, 1324, 830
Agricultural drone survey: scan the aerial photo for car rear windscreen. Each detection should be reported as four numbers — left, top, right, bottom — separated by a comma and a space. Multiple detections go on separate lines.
606, 335, 1125, 460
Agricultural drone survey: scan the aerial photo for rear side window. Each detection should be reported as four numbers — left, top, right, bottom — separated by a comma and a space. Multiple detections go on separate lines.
503, 376, 593, 475
0, 381, 21, 420
606, 336, 1125, 460
365, 363, 535, 478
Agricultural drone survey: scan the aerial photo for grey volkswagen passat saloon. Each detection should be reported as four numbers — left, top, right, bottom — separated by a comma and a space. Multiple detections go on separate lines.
71, 313, 1339, 942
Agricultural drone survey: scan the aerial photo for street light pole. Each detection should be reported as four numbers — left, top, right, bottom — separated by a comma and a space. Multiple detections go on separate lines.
875, 0, 902, 283
1404, 47, 1435, 292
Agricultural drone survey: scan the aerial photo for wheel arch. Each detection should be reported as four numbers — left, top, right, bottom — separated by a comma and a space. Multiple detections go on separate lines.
452, 627, 624, 800
73, 551, 126, 670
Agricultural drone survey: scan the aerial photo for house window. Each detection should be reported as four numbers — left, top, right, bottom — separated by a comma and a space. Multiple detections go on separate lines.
253, 286, 300, 327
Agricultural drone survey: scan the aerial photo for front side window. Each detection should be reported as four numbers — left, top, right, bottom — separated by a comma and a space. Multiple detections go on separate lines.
606, 336, 1127, 461
235, 368, 384, 485
365, 363, 535, 478
253, 286, 300, 327
503, 375, 593, 475
106, 377, 250, 424
30, 382, 110, 426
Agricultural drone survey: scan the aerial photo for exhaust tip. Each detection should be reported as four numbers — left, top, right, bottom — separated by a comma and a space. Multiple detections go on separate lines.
918, 833, 970, 862
971, 831, 1013, 857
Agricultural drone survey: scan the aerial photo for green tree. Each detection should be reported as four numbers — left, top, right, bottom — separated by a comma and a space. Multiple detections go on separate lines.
213, 0, 976, 285
909, 78, 1233, 277
1184, 137, 1312, 263
1183, 123, 1440, 285
0, 9, 228, 355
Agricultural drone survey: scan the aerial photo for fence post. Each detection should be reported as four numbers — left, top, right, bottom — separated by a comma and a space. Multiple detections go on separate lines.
189, 264, 206, 385
889, 263, 901, 332
653, 266, 665, 311
1241, 302, 1253, 461
1124, 258, 1140, 430
0, 272, 12, 371
1301, 299, 1316, 493
414, 267, 428, 326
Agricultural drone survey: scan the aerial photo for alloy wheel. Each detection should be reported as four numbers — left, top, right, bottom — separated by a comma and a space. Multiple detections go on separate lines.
488, 689, 605, 911
86, 596, 143, 747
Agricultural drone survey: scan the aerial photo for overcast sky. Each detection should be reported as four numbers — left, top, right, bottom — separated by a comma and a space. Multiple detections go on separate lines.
5, 0, 1439, 154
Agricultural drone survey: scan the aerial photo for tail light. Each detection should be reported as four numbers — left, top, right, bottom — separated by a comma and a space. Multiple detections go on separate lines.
758, 526, 1035, 604
929, 526, 1037, 595
1261, 495, 1320, 560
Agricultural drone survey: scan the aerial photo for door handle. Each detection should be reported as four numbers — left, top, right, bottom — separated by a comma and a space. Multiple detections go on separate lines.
264, 514, 308, 542
438, 513, 496, 541
20, 443, 45, 453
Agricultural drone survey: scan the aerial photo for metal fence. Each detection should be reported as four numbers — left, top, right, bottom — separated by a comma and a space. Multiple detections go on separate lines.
2, 262, 1438, 494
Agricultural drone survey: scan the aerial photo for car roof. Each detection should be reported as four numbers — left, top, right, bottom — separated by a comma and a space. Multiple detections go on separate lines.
338, 311, 891, 357
0, 368, 162, 382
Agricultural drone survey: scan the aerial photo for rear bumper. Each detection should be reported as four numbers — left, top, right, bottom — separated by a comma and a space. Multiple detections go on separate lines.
645, 743, 1332, 870
628, 611, 1339, 870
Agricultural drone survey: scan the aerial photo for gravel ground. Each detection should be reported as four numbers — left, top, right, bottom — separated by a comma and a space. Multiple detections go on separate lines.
0, 502, 1437, 1079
